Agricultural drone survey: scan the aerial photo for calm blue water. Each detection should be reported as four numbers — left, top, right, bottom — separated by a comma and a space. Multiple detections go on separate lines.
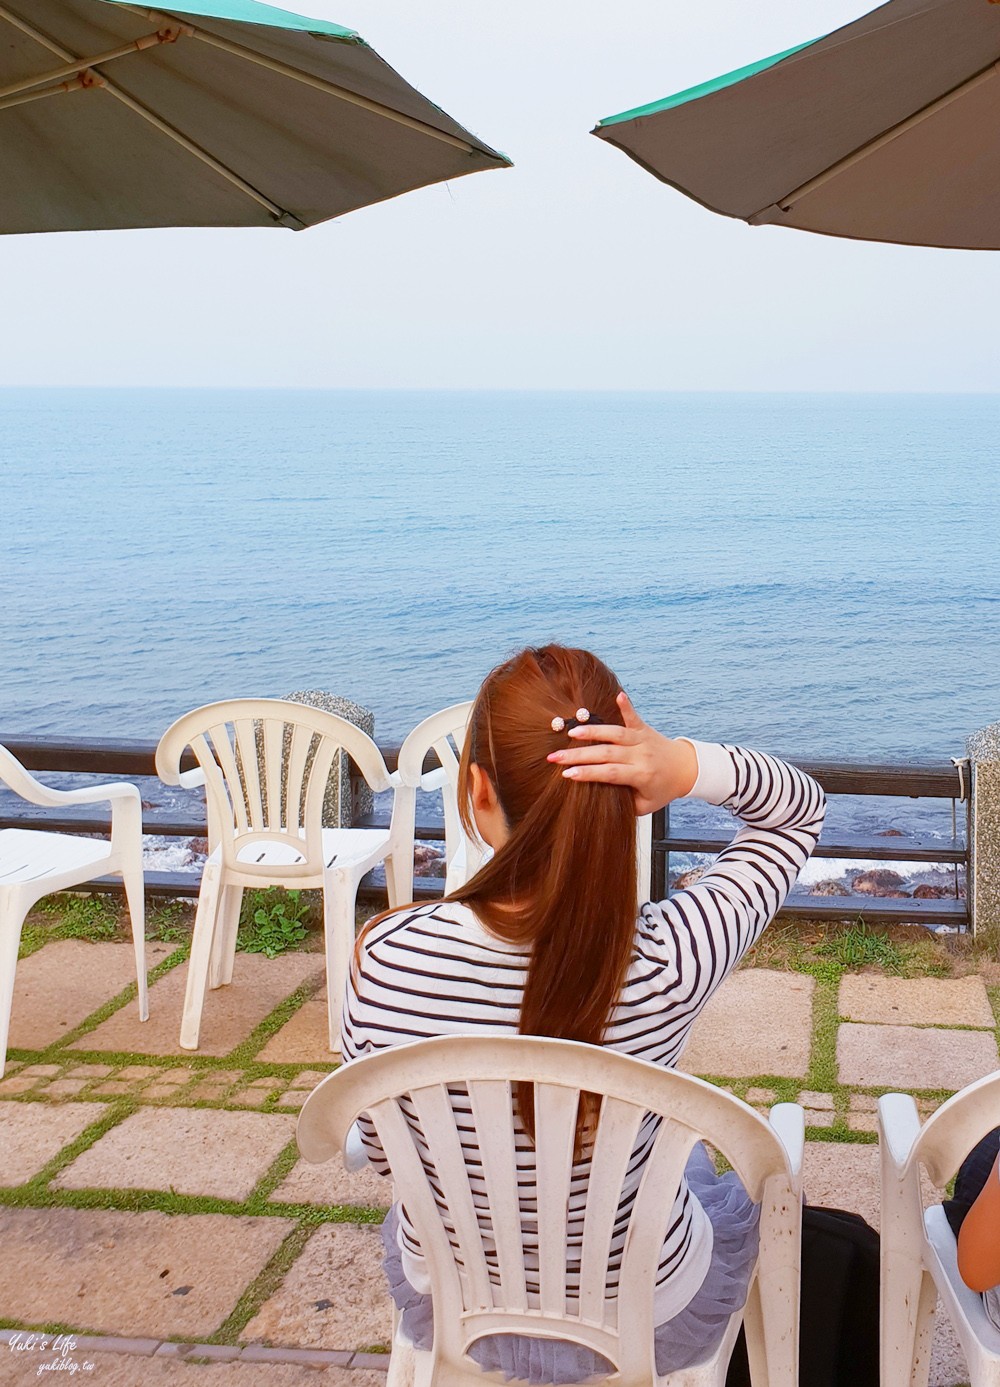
2, 388, 998, 770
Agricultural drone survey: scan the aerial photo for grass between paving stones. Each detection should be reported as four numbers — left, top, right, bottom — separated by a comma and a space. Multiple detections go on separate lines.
0, 1316, 110, 1336
988, 985, 1000, 1026
5, 946, 188, 1070
208, 1223, 315, 1346
0, 1119, 386, 1345
227, 974, 328, 1068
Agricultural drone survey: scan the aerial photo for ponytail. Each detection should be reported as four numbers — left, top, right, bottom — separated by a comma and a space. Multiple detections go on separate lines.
449, 646, 638, 1149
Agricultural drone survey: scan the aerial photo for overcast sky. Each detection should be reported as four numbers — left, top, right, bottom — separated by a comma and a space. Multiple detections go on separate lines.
4, 0, 1000, 391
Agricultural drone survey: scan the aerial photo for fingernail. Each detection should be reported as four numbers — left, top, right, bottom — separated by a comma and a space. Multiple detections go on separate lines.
567, 727, 583, 738
562, 767, 578, 779
546, 752, 561, 762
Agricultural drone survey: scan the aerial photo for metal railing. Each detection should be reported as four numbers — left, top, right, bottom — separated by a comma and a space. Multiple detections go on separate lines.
654, 759, 968, 927
0, 735, 969, 927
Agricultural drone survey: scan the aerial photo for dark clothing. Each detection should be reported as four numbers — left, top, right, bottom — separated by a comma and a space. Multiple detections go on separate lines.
727, 1205, 880, 1387
943, 1126, 1000, 1239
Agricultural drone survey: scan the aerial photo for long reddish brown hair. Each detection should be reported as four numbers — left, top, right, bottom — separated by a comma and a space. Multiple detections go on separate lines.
449, 645, 638, 1145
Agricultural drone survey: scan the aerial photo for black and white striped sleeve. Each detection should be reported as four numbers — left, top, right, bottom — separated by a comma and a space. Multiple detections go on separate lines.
639, 742, 825, 989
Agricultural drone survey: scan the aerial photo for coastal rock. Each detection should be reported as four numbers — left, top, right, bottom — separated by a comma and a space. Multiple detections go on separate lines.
852, 869, 909, 898
413, 845, 445, 878
913, 884, 951, 899
188, 837, 210, 857
875, 829, 904, 838
809, 879, 851, 897
672, 868, 706, 890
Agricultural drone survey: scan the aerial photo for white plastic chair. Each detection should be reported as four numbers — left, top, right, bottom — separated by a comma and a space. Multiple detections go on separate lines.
880, 1074, 1000, 1387
393, 703, 487, 901
394, 702, 654, 904
298, 1034, 804, 1387
0, 745, 147, 1077
155, 698, 406, 1055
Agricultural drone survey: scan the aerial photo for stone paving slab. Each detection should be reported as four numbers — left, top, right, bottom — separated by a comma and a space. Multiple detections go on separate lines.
271, 1158, 389, 1210
53, 1107, 296, 1201
678, 970, 814, 1078
840, 975, 996, 1028
0, 1101, 109, 1186
257, 990, 330, 1063
244, 1224, 391, 1351
0, 1349, 387, 1386
802, 1140, 946, 1230
8, 941, 175, 1051
803, 1141, 885, 1229
72, 952, 323, 1058
0, 1207, 293, 1338
838, 1022, 1000, 1091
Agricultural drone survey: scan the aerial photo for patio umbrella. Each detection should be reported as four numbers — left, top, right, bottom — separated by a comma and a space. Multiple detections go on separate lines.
0, 0, 509, 233
592, 0, 1000, 249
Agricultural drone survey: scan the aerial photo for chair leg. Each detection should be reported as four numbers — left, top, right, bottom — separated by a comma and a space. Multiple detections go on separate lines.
741, 1275, 770, 1387
0, 895, 26, 1080
386, 1338, 416, 1387
909, 1272, 937, 1387
179, 865, 223, 1051
322, 870, 358, 1056
383, 853, 403, 910
209, 885, 243, 989
121, 866, 148, 1022
751, 1180, 800, 1387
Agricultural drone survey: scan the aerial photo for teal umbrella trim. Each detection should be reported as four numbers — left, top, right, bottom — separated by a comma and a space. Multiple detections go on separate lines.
97, 0, 362, 42
595, 37, 820, 127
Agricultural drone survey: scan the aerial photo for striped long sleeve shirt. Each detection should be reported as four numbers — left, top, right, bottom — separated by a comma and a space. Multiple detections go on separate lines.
342, 741, 825, 1323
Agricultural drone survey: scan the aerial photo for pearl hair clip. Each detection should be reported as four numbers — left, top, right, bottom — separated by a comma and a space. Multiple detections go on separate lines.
551, 708, 591, 733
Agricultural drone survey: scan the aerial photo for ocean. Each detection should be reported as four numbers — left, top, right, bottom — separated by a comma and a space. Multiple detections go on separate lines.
1, 388, 997, 887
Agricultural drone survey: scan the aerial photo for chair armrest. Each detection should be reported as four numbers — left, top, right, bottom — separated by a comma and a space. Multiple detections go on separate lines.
48, 781, 142, 807
769, 1102, 805, 1186
419, 767, 448, 793
0, 747, 141, 810
878, 1093, 921, 1174
173, 767, 207, 791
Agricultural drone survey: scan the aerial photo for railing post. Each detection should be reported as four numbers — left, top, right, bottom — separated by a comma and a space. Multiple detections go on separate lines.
651, 806, 667, 901
284, 691, 375, 828
966, 725, 1000, 940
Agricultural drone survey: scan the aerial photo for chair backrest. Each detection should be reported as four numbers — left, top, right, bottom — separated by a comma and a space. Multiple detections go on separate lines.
906, 1071, 1000, 1188
396, 702, 488, 893
298, 1034, 799, 1387
155, 698, 393, 879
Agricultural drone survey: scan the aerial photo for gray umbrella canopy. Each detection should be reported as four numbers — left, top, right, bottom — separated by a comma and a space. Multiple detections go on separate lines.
593, 0, 1000, 249
0, 0, 509, 234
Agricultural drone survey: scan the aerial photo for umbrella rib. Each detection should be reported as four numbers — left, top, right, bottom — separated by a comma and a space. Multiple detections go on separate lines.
0, 72, 106, 114
0, 27, 189, 102
749, 56, 1000, 224
0, 2, 305, 228
119, 2, 484, 156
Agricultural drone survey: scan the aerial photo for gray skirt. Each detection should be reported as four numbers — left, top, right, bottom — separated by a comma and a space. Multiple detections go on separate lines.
380, 1143, 760, 1383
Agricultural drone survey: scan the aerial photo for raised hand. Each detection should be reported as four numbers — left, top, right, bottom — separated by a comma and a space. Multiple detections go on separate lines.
546, 690, 699, 816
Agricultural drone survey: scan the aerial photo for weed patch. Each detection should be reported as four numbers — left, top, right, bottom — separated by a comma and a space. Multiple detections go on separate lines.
238, 889, 310, 958
816, 921, 906, 973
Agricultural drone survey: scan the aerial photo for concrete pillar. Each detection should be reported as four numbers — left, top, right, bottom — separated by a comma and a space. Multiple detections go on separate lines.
284, 691, 375, 828
966, 723, 1000, 936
